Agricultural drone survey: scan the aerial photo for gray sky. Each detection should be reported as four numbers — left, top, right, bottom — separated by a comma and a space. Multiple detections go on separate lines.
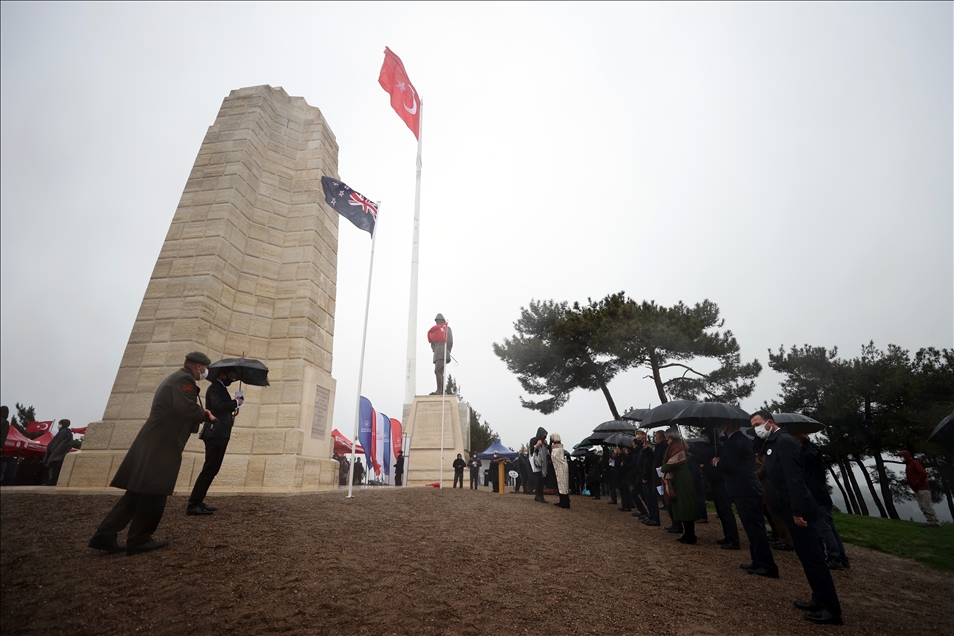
2, 2, 951, 454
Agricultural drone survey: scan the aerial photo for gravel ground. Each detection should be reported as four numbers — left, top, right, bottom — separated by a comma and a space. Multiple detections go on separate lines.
2, 487, 952, 635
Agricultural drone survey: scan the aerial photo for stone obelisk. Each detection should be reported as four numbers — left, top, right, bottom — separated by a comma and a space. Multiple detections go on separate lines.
61, 85, 341, 493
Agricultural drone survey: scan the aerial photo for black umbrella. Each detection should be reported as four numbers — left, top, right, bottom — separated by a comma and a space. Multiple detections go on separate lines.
772, 413, 824, 435
639, 400, 698, 429
671, 401, 751, 428
621, 408, 652, 422
928, 411, 954, 451
604, 433, 636, 447
208, 358, 270, 387
593, 420, 638, 434
570, 447, 590, 457
577, 431, 612, 447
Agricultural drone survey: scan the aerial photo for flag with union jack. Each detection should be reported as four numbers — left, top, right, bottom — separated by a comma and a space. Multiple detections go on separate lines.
321, 176, 377, 236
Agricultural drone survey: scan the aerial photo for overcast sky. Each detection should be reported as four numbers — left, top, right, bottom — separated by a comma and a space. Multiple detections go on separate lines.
1, 2, 951, 455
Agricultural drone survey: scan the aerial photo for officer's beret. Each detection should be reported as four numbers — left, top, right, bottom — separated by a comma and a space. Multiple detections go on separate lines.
185, 351, 212, 365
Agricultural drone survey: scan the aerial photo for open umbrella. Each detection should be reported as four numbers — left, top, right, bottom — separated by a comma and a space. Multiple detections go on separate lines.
639, 400, 698, 429
208, 357, 270, 386
570, 447, 590, 457
928, 411, 954, 451
577, 431, 612, 447
773, 413, 824, 435
621, 408, 652, 422
671, 401, 751, 428
593, 420, 638, 434
604, 433, 636, 447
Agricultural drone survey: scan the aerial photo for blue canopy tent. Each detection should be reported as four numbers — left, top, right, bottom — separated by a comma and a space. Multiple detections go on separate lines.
477, 439, 518, 460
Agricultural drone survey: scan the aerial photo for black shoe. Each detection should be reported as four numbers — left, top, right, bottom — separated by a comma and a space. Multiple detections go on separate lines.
534, 496, 547, 503
667, 526, 683, 534
88, 535, 125, 554
643, 520, 661, 526
619, 508, 632, 512
720, 543, 741, 550
772, 542, 795, 551
840, 556, 851, 569
747, 567, 780, 579
794, 600, 821, 612
607, 500, 617, 505
716, 537, 733, 545
632, 512, 645, 518
804, 609, 842, 625
201, 502, 217, 512
187, 504, 212, 516
127, 539, 169, 556
740, 563, 755, 570
677, 536, 698, 544
828, 559, 845, 571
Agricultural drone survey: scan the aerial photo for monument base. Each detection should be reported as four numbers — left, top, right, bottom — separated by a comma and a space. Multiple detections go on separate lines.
401, 395, 471, 487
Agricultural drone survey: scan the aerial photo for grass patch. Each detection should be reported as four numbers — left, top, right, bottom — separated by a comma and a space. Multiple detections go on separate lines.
833, 512, 954, 572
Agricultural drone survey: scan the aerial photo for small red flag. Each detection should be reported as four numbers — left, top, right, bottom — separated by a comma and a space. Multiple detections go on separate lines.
25, 421, 53, 434
378, 47, 421, 139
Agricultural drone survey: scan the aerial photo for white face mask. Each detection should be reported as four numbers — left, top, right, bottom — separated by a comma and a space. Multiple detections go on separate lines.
199, 368, 209, 381
754, 423, 772, 439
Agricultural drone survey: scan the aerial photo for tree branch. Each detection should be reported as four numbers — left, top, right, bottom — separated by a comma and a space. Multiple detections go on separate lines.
658, 362, 709, 378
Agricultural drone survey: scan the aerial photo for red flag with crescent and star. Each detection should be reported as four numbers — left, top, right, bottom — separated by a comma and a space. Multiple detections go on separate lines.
378, 47, 420, 139
25, 421, 54, 434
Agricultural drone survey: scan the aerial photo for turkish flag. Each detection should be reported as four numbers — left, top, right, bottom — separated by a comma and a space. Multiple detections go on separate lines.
378, 47, 421, 139
25, 421, 53, 434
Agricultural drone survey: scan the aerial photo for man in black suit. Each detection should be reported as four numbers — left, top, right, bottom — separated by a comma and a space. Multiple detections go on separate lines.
187, 367, 244, 515
753, 410, 842, 626
713, 419, 777, 577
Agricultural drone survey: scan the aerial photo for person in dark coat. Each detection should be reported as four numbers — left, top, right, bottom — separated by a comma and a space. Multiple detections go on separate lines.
187, 367, 244, 515
467, 453, 481, 489
530, 427, 549, 502
635, 431, 660, 525
43, 419, 74, 485
714, 422, 776, 574
660, 428, 698, 544
795, 432, 847, 569
699, 434, 740, 549
753, 410, 842, 625
584, 449, 601, 498
89, 352, 214, 556
452, 453, 466, 488
517, 450, 532, 493
602, 448, 617, 504
395, 451, 405, 486
354, 457, 365, 485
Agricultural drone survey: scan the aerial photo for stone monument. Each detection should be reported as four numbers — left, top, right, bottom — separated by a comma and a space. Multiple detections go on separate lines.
401, 396, 471, 486
61, 85, 341, 494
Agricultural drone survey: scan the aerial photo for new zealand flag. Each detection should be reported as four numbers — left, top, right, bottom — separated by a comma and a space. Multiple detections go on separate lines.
321, 176, 377, 236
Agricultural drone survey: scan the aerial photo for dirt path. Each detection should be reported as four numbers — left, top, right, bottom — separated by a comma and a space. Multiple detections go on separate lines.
2, 487, 951, 635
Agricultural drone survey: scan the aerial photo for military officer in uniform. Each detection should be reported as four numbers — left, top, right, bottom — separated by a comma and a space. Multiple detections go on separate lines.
88, 352, 214, 556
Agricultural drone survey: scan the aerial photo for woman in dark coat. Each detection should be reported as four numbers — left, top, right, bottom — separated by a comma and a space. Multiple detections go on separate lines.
660, 428, 699, 544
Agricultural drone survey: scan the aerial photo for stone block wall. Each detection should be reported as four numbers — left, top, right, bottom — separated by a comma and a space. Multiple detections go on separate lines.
61, 85, 341, 493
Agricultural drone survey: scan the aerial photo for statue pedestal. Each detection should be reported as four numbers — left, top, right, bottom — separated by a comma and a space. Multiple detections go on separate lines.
401, 396, 470, 487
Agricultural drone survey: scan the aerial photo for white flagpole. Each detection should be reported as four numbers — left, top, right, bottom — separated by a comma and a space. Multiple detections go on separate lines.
347, 203, 381, 499
439, 333, 446, 490
404, 100, 423, 406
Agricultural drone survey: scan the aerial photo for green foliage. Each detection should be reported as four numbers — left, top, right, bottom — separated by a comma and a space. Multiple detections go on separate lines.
493, 293, 761, 418
832, 511, 954, 572
12, 403, 36, 435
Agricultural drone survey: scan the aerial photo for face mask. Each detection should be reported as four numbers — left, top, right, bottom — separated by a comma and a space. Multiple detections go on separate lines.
754, 424, 772, 439
222, 377, 233, 386
199, 367, 209, 381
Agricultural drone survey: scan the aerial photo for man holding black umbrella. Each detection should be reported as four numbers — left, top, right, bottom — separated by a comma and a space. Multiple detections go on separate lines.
187, 366, 245, 515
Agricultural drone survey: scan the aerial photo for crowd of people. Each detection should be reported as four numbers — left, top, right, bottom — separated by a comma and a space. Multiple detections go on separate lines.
484, 413, 856, 626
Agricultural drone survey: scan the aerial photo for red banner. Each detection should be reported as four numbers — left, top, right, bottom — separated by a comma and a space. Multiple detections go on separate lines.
378, 47, 421, 139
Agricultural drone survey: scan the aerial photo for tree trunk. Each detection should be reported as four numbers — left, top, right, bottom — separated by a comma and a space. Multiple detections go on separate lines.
841, 456, 869, 516
828, 462, 853, 514
852, 454, 888, 518
871, 451, 900, 519
595, 373, 621, 420
647, 349, 668, 404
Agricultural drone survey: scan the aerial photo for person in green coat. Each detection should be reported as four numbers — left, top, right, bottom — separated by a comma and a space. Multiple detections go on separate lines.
660, 428, 699, 545
88, 352, 214, 556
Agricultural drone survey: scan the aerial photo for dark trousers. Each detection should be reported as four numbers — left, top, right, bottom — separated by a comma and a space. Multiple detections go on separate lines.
780, 511, 841, 615
712, 480, 740, 544
735, 495, 777, 574
469, 472, 478, 489
45, 460, 64, 486
453, 472, 464, 488
642, 482, 660, 523
631, 485, 648, 514
189, 438, 229, 506
534, 472, 546, 499
94, 491, 167, 547
395, 472, 403, 486
620, 484, 633, 509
